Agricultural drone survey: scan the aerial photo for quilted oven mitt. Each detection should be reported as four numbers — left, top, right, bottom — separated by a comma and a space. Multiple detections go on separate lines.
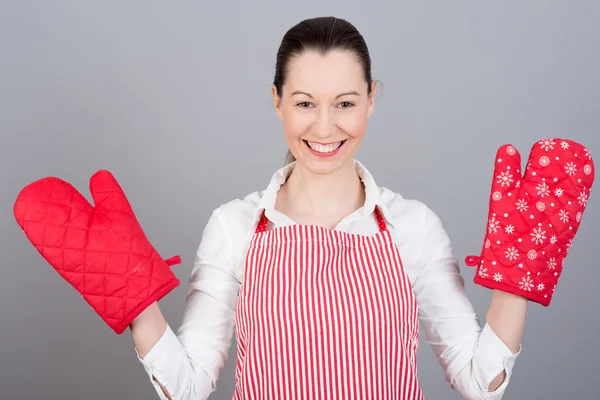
465, 138, 594, 306
13, 170, 182, 334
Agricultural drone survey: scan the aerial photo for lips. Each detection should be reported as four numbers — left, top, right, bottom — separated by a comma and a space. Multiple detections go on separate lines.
304, 140, 347, 154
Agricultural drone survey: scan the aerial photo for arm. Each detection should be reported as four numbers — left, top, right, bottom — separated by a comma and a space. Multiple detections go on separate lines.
410, 204, 523, 400
131, 302, 167, 360
130, 302, 171, 398
132, 208, 240, 400
485, 290, 527, 391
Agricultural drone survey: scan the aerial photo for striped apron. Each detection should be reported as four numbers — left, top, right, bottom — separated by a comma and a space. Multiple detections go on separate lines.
233, 206, 423, 399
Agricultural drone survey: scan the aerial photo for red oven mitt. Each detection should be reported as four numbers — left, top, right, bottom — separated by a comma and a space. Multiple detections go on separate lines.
14, 170, 181, 334
465, 139, 594, 306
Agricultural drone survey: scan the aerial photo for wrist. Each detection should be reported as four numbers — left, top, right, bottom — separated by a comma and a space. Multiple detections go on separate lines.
130, 301, 162, 327
492, 289, 530, 304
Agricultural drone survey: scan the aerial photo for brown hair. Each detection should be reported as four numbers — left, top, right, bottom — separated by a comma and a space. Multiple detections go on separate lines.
273, 17, 373, 165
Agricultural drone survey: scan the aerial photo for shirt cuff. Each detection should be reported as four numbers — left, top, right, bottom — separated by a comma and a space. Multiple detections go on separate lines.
474, 322, 521, 398
134, 323, 187, 399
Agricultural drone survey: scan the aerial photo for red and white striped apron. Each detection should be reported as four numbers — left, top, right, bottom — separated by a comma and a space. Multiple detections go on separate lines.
233, 206, 423, 399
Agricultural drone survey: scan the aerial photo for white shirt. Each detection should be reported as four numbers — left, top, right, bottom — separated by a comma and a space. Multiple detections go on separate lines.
135, 160, 521, 400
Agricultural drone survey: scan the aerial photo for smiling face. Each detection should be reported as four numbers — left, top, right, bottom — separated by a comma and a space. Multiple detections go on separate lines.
272, 49, 376, 175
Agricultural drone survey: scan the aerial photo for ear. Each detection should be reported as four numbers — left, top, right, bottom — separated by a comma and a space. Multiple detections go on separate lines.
367, 80, 377, 118
272, 84, 283, 120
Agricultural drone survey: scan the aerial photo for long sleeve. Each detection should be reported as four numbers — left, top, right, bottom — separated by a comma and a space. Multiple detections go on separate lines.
135, 208, 241, 400
411, 205, 521, 400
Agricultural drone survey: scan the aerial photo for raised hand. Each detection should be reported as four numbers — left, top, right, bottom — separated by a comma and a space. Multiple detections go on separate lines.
14, 170, 181, 333
465, 139, 594, 306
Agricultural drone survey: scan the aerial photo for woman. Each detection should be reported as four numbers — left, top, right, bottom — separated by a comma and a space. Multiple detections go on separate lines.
131, 16, 525, 399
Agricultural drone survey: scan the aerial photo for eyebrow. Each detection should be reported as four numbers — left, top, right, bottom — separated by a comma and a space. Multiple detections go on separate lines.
290, 90, 361, 98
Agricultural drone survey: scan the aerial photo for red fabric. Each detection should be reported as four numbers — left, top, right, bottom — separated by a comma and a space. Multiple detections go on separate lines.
13, 170, 181, 334
466, 139, 594, 306
233, 206, 424, 399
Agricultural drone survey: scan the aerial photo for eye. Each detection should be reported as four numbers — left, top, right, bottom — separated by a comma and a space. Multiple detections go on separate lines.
296, 102, 313, 108
338, 101, 355, 108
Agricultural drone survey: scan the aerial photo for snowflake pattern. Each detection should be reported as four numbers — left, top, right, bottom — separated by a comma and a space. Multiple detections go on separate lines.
488, 217, 500, 234
538, 139, 556, 151
516, 199, 528, 212
477, 139, 591, 305
564, 162, 577, 176
536, 182, 551, 197
559, 209, 569, 223
566, 238, 573, 253
505, 247, 519, 261
531, 227, 546, 245
578, 190, 588, 207
527, 249, 538, 260
519, 276, 534, 291
496, 171, 514, 187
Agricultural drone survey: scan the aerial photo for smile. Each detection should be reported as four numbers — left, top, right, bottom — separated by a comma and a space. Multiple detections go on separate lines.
304, 140, 347, 154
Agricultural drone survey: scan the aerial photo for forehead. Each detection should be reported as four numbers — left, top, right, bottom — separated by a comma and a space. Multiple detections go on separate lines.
284, 49, 365, 94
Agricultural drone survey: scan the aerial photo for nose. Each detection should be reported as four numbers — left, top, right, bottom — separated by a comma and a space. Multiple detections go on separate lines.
313, 107, 337, 140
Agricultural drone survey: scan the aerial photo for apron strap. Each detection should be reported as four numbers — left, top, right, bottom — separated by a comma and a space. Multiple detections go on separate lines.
373, 205, 388, 232
255, 210, 270, 233
254, 206, 388, 234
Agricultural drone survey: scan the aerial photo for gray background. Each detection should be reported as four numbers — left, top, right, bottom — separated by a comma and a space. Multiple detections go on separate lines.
1, 1, 598, 399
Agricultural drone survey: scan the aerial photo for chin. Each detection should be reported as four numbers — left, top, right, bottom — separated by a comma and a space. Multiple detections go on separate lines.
297, 155, 355, 176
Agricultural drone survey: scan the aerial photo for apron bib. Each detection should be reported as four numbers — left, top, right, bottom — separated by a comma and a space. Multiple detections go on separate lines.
233, 206, 423, 399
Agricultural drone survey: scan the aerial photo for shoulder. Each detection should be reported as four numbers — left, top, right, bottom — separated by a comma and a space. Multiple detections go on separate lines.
208, 189, 265, 245
212, 191, 262, 229
377, 186, 455, 274
377, 186, 443, 233
201, 190, 264, 274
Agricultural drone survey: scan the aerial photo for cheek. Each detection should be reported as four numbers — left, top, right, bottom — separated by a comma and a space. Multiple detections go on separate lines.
337, 109, 368, 138
282, 109, 311, 140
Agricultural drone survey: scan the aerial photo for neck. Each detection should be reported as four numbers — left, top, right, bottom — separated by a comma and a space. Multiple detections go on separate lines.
278, 160, 365, 220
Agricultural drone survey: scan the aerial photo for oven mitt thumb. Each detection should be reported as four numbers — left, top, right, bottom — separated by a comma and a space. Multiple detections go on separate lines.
14, 170, 181, 334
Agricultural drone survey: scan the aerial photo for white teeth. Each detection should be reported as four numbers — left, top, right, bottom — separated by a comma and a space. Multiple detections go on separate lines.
307, 141, 342, 153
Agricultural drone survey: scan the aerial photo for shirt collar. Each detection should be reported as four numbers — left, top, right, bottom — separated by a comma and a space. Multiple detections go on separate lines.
252, 159, 393, 229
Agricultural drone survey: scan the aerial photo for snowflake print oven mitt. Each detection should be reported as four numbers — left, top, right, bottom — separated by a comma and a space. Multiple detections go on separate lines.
13, 170, 182, 334
465, 139, 594, 306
